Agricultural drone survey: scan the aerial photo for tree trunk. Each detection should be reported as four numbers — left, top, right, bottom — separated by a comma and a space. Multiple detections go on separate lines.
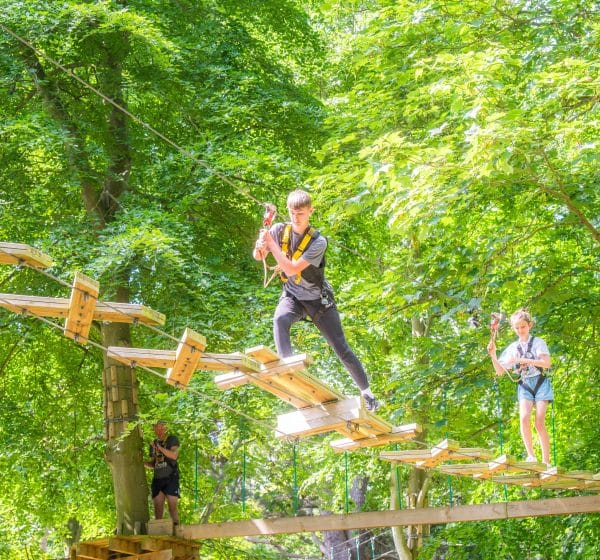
102, 300, 149, 534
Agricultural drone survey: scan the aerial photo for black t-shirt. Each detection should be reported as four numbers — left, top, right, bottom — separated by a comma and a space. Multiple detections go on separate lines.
150, 434, 179, 479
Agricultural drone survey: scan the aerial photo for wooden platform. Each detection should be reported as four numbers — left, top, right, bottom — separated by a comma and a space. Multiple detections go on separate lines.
211, 345, 421, 450
72, 534, 200, 560
380, 439, 493, 469
0, 242, 53, 269
382, 442, 600, 490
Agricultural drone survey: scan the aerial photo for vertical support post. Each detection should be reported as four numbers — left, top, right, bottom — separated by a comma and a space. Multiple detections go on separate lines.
344, 451, 349, 514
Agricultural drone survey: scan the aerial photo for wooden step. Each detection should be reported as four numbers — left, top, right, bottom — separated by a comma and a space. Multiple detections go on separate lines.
276, 396, 391, 440
380, 440, 493, 468
0, 242, 53, 269
214, 352, 340, 409
0, 293, 165, 326
330, 423, 422, 452
475, 455, 548, 480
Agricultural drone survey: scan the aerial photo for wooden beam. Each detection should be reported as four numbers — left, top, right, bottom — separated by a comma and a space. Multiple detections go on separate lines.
0, 242, 53, 269
276, 397, 391, 439
0, 293, 165, 325
166, 328, 206, 387
214, 353, 335, 409
64, 272, 99, 344
438, 463, 494, 477
330, 423, 421, 452
75, 540, 111, 560
107, 347, 262, 375
475, 455, 548, 480
245, 345, 280, 363
133, 550, 172, 560
179, 495, 600, 540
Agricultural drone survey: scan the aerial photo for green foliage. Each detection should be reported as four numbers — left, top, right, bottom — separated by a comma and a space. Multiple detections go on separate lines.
0, 0, 599, 558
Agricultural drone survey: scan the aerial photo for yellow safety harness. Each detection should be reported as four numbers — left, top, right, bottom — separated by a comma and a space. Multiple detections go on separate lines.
280, 223, 318, 284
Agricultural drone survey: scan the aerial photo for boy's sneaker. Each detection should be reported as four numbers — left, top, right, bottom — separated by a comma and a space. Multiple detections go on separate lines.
364, 394, 381, 413
525, 455, 537, 463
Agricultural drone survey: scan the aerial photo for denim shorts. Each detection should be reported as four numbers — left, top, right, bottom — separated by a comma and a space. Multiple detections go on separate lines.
518, 375, 553, 402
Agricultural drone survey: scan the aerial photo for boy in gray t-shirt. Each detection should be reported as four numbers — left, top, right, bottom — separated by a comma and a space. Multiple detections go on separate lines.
254, 189, 380, 412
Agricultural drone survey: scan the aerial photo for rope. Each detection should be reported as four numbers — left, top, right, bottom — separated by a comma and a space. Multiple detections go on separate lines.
293, 441, 299, 515
344, 451, 350, 514
494, 380, 509, 501
242, 443, 247, 513
551, 401, 557, 467
442, 386, 453, 507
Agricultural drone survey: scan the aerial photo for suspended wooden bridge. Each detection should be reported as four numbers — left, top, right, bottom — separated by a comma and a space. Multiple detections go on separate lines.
2, 242, 599, 559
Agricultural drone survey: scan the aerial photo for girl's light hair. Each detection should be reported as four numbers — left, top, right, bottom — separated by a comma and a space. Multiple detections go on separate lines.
287, 189, 312, 210
510, 308, 534, 327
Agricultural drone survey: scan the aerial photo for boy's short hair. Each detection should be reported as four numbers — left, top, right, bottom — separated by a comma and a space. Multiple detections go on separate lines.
510, 308, 534, 327
287, 189, 312, 210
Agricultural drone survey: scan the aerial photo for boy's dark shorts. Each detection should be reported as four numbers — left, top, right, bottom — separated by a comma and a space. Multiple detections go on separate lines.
151, 476, 180, 498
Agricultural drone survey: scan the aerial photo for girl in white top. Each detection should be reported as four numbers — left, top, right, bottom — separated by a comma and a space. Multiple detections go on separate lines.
487, 309, 553, 464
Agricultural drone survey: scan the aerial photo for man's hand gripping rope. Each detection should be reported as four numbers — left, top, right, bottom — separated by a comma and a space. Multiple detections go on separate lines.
256, 203, 279, 287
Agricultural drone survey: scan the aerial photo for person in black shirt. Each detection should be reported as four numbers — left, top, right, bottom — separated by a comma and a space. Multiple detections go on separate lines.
145, 420, 180, 525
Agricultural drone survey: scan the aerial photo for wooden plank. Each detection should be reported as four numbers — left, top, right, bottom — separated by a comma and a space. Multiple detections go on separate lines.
198, 352, 262, 373
107, 347, 175, 368
213, 353, 317, 393
380, 448, 433, 464
491, 474, 542, 486
381, 445, 493, 466
76, 541, 111, 560
64, 272, 99, 344
133, 550, 172, 560
264, 369, 343, 408
438, 463, 492, 477
330, 424, 422, 452
476, 455, 548, 480
418, 439, 460, 468
94, 301, 166, 325
107, 536, 143, 554
0, 242, 53, 269
179, 495, 600, 540
276, 397, 391, 440
539, 471, 596, 490
0, 294, 72, 318
166, 328, 206, 387
243, 375, 315, 409
148, 518, 174, 535
0, 294, 165, 325
245, 345, 281, 363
